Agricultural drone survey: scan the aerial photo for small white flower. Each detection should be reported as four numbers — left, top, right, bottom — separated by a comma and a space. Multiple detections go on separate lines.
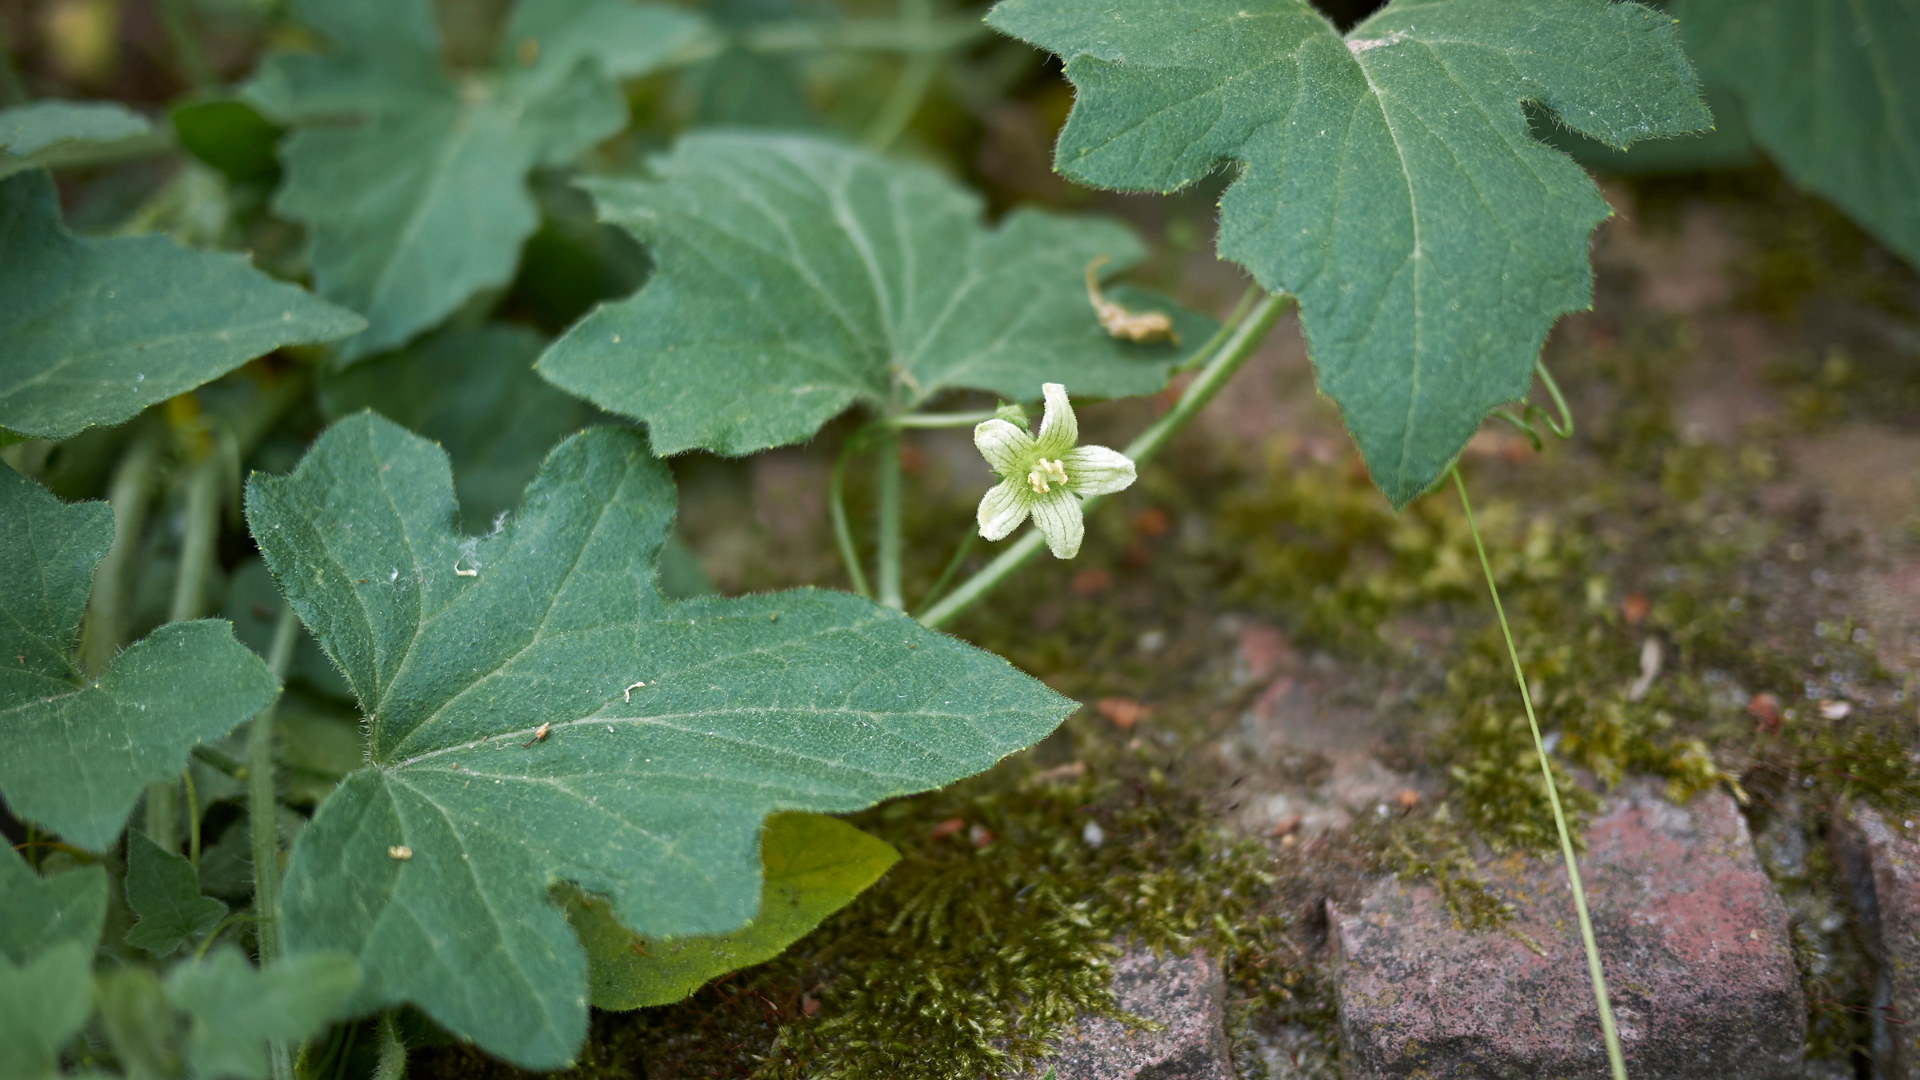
974, 383, 1136, 559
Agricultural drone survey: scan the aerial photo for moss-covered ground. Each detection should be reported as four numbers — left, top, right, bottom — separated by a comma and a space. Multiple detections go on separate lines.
412, 168, 1920, 1080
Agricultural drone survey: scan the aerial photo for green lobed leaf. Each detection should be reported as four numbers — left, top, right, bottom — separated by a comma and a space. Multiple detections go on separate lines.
164, 947, 361, 1080
0, 466, 281, 850
318, 324, 605, 529
0, 843, 107, 964
535, 132, 1214, 456
0, 169, 364, 441
123, 832, 229, 957
565, 811, 899, 1009
0, 941, 93, 1080
247, 413, 1072, 1068
244, 0, 708, 362
1676, 0, 1920, 268
0, 100, 150, 157
986, 0, 1710, 507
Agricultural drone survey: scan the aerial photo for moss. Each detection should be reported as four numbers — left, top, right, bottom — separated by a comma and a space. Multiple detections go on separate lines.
413, 753, 1309, 1080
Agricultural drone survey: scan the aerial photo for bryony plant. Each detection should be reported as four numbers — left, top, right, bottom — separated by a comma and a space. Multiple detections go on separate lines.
4, 0, 1830, 1073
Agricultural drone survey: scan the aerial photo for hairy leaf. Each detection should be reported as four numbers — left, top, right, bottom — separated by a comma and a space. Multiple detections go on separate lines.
986, 0, 1709, 506
318, 324, 604, 529
124, 832, 229, 957
565, 811, 898, 1009
536, 132, 1212, 455
1676, 0, 1920, 267
0, 170, 364, 440
0, 941, 92, 1080
0, 100, 150, 157
0, 844, 106, 964
245, 0, 708, 362
248, 414, 1071, 1068
0, 466, 280, 850
165, 947, 361, 1080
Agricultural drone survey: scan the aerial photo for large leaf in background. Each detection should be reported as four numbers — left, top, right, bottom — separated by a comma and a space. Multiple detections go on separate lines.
0, 466, 280, 850
0, 170, 363, 440
986, 0, 1709, 507
1676, 0, 1920, 268
0, 100, 149, 157
318, 324, 604, 529
248, 414, 1072, 1068
244, 0, 708, 363
536, 133, 1213, 456
0, 941, 92, 1080
124, 832, 228, 957
165, 948, 361, 1080
0, 844, 106, 964
565, 811, 899, 1009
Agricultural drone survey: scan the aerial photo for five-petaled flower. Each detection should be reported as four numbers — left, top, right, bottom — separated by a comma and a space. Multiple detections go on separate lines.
974, 383, 1136, 559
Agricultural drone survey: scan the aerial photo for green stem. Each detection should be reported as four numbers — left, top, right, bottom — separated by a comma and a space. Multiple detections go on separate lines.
889, 409, 996, 429
862, 0, 937, 150
1451, 466, 1626, 1080
875, 427, 904, 610
81, 430, 162, 679
251, 607, 298, 961
182, 767, 200, 868
739, 16, 985, 55
0, 17, 28, 106
254, 606, 298, 1080
372, 1013, 407, 1080
171, 455, 222, 624
913, 529, 977, 616
919, 291, 1292, 629
147, 441, 222, 854
829, 430, 873, 600
155, 0, 215, 89
1175, 283, 1262, 374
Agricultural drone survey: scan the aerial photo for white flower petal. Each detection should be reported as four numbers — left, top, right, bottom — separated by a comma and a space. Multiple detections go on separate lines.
1034, 382, 1079, 458
1029, 490, 1086, 559
1061, 444, 1136, 497
977, 479, 1031, 541
973, 419, 1035, 477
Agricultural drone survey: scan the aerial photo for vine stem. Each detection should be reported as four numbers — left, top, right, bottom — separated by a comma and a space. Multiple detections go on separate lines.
81, 429, 162, 678
918, 290, 1292, 629
830, 429, 873, 599
875, 427, 905, 609
1451, 465, 1626, 1080
862, 0, 937, 150
251, 606, 299, 1080
155, 0, 215, 89
0, 16, 28, 106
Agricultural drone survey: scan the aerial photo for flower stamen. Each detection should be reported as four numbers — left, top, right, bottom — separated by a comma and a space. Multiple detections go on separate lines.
1027, 458, 1068, 493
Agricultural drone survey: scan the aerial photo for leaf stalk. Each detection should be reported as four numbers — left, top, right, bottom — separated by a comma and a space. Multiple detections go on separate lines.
830, 429, 874, 599
875, 426, 905, 609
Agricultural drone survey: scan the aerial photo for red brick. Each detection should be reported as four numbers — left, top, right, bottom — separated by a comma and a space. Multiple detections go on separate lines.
1333, 780, 1803, 1078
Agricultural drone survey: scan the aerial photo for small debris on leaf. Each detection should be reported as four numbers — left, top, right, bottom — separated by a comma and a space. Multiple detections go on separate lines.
388, 845, 412, 861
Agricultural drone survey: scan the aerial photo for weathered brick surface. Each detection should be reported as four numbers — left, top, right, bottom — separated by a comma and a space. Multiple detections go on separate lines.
1333, 780, 1803, 1078
1017, 947, 1231, 1080
1838, 802, 1920, 1079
